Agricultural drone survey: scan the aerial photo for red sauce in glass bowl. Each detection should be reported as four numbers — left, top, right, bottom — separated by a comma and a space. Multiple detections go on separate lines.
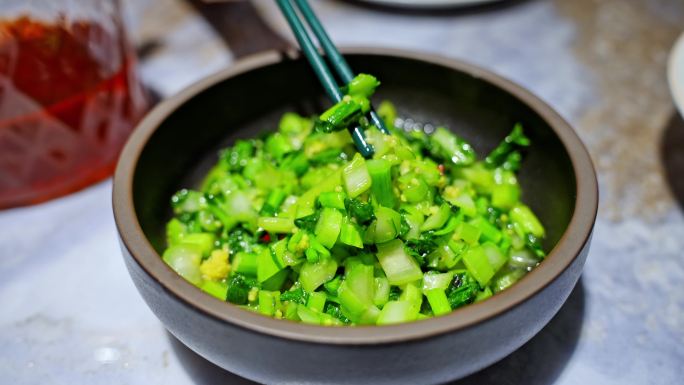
0, 17, 148, 208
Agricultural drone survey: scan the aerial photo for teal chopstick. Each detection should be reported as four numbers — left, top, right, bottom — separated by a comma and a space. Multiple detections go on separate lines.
293, 0, 391, 135
276, 0, 373, 157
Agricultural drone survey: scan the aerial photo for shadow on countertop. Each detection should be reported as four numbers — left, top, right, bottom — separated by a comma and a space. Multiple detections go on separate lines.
168, 279, 585, 385
661, 112, 684, 211
167, 333, 257, 385
451, 278, 585, 385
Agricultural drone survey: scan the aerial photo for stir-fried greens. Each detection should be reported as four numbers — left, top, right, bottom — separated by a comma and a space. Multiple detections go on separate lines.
162, 74, 546, 326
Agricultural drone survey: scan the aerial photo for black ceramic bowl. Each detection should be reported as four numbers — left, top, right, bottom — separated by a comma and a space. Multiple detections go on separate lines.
113, 48, 598, 385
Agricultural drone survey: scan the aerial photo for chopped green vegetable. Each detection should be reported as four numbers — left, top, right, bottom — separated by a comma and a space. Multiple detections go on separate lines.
315, 97, 365, 133
398, 173, 429, 203
163, 244, 204, 285
377, 301, 419, 325
446, 272, 480, 309
257, 248, 284, 283
345, 198, 375, 224
366, 159, 396, 208
280, 285, 309, 304
371, 206, 402, 243
430, 127, 476, 166
318, 191, 347, 210
339, 218, 364, 248
491, 184, 520, 210
181, 233, 215, 257
307, 291, 327, 313
425, 289, 451, 316
376, 239, 423, 286
485, 123, 530, 170
260, 188, 287, 217
343, 73, 381, 98
324, 302, 351, 324
323, 275, 343, 296
462, 246, 495, 287
200, 280, 228, 300
373, 277, 390, 307
226, 273, 257, 305
258, 217, 295, 234
492, 268, 527, 293
294, 212, 319, 232
342, 153, 372, 198
315, 208, 343, 249
453, 222, 481, 244
404, 238, 437, 267
475, 286, 493, 302
421, 203, 452, 232
297, 304, 322, 324
299, 258, 338, 293
510, 203, 545, 238
162, 94, 547, 325
422, 271, 455, 291
258, 290, 280, 316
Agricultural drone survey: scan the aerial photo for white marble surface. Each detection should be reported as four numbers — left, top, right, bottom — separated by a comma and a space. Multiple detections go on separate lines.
2, 0, 684, 384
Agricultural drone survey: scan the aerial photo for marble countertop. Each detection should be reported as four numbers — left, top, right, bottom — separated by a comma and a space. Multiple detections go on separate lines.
2, 0, 683, 384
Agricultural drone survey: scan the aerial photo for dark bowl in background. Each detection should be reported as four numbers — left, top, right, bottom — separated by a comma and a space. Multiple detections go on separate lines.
113, 48, 598, 385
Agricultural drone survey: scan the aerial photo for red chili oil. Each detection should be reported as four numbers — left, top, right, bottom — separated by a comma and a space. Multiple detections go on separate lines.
0, 17, 148, 208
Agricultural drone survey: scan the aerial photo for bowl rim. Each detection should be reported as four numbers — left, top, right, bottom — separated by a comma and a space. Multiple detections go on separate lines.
668, 31, 684, 118
113, 47, 598, 345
